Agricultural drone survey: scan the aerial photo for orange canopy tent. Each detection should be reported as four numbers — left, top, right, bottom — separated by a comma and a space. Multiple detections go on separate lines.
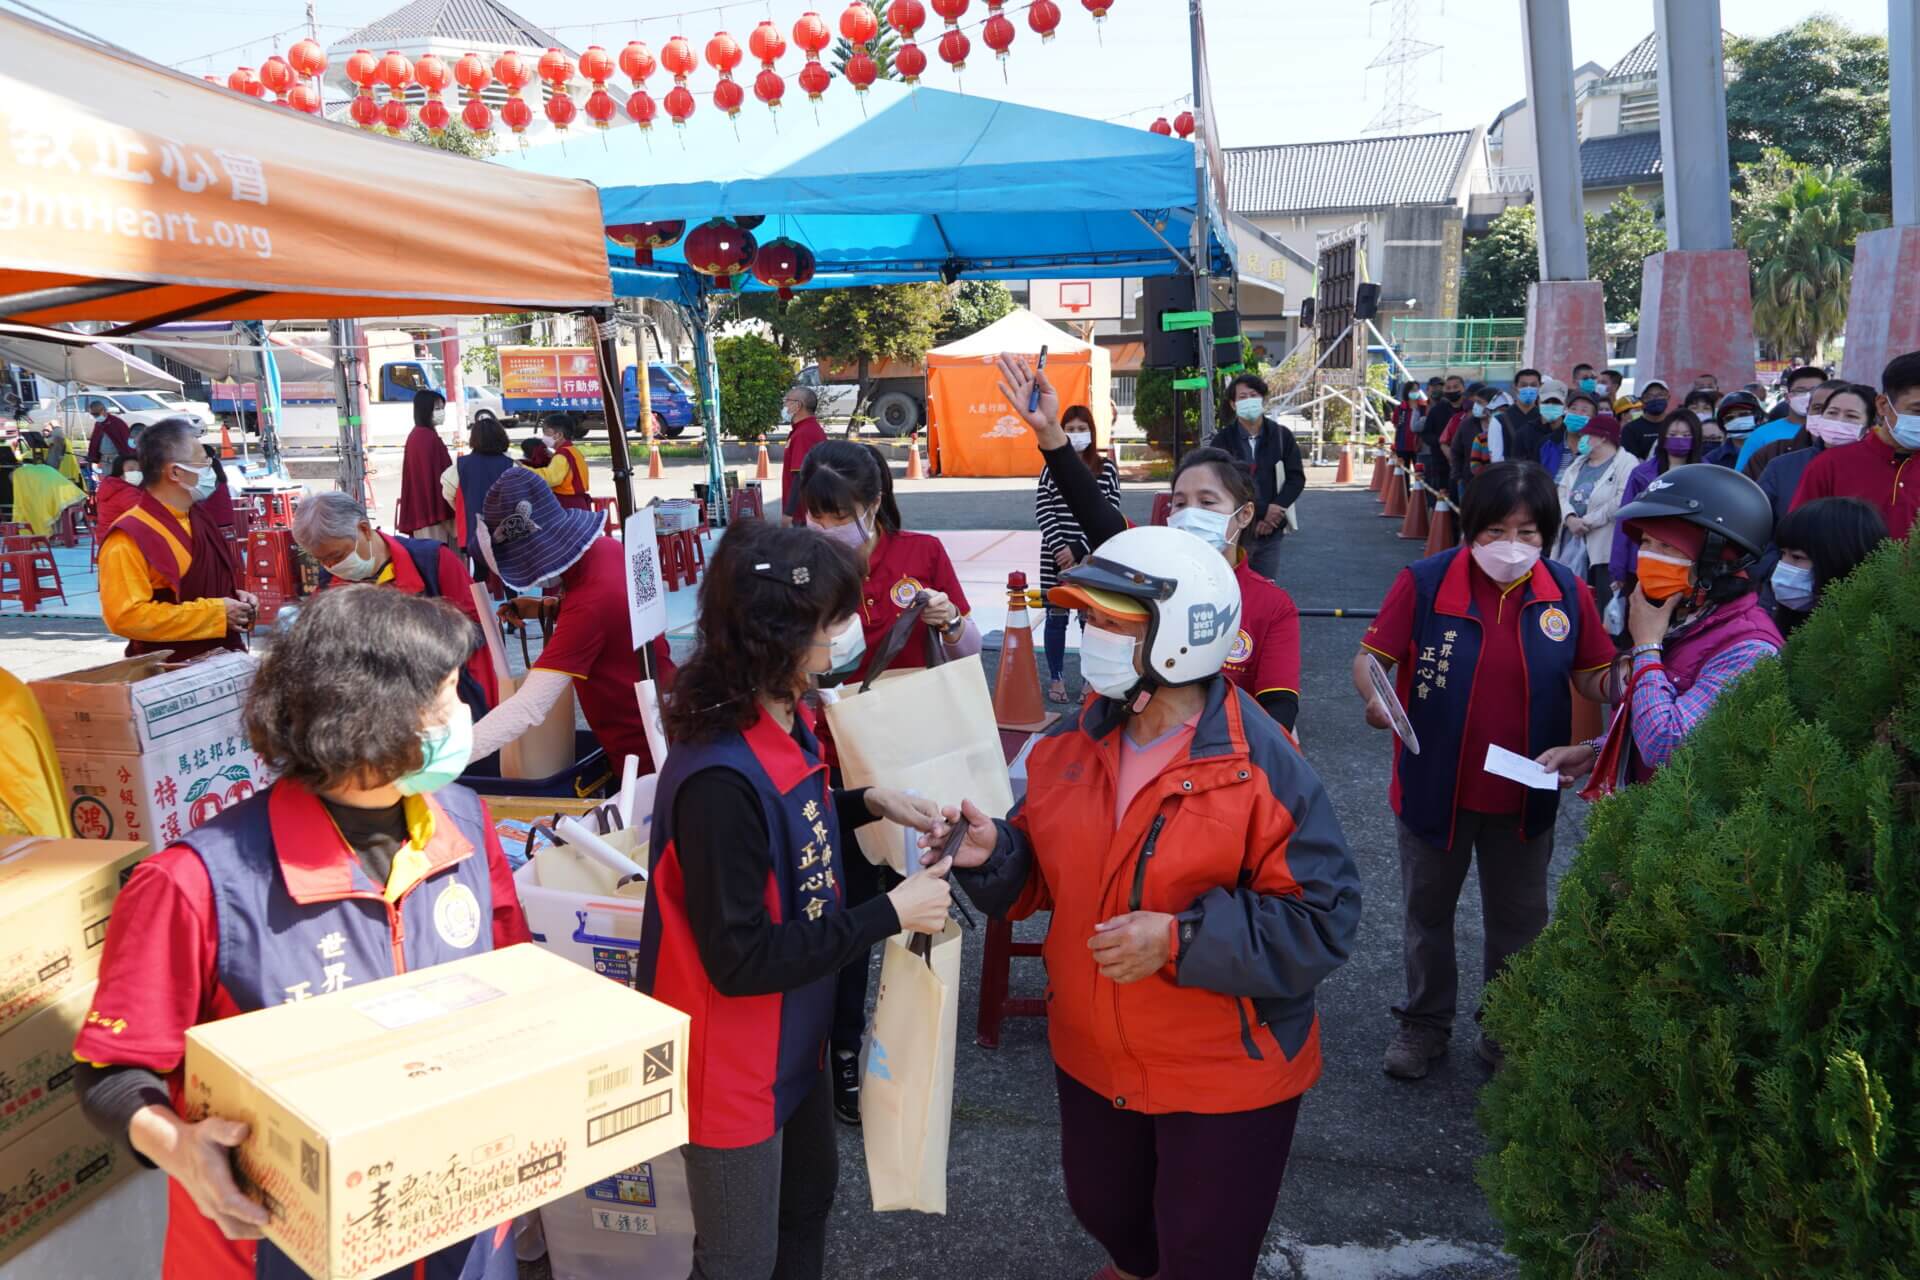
926, 309, 1113, 479
0, 9, 612, 330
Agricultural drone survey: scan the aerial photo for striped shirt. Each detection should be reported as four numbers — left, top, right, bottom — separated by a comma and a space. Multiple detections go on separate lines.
1625, 640, 1778, 769
1036, 456, 1122, 594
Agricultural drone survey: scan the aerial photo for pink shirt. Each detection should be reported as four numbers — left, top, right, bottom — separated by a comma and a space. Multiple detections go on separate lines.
1114, 714, 1200, 825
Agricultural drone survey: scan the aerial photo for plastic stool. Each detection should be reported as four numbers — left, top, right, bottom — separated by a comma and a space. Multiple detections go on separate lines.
975, 916, 1047, 1049
591, 496, 620, 536
0, 548, 65, 612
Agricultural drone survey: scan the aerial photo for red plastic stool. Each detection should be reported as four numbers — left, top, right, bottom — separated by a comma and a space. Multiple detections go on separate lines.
591, 496, 620, 536
976, 917, 1047, 1049
732, 484, 765, 522
656, 529, 701, 591
0, 548, 65, 612
49, 503, 83, 548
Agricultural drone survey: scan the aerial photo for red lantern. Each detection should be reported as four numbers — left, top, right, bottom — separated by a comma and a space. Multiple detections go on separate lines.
983, 8, 1015, 67
585, 88, 618, 129
841, 2, 879, 45
544, 93, 577, 130
455, 51, 491, 98
753, 237, 816, 300
619, 40, 656, 86
895, 41, 928, 82
938, 28, 970, 71
416, 52, 450, 96
846, 51, 878, 95
714, 78, 746, 118
420, 99, 451, 135
1082, 0, 1112, 22
349, 94, 381, 128
888, 0, 927, 36
1028, 0, 1061, 40
1173, 110, 1195, 139
661, 36, 698, 81
799, 61, 832, 102
345, 48, 379, 89
750, 21, 786, 66
228, 67, 264, 98
258, 56, 294, 102
579, 45, 615, 86
684, 218, 758, 289
288, 37, 326, 80
537, 47, 573, 88
377, 50, 413, 95
288, 80, 322, 114
665, 84, 697, 127
502, 95, 534, 135
381, 96, 411, 131
793, 12, 832, 55
931, 0, 970, 26
462, 96, 494, 132
1148, 116, 1172, 136
706, 31, 744, 118
606, 220, 685, 264
626, 91, 658, 130
494, 50, 532, 94
754, 69, 787, 110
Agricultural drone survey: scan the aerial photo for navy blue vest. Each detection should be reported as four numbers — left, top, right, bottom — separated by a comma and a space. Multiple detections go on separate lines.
636, 714, 843, 1147
1395, 549, 1582, 849
456, 454, 515, 556
181, 781, 513, 1280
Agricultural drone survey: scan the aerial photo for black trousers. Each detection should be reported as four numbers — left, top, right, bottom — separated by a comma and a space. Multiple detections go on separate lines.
830, 844, 887, 1051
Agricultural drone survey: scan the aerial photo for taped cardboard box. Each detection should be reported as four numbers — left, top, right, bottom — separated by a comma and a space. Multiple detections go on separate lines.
0, 983, 94, 1148
0, 1091, 140, 1269
29, 651, 255, 756
0, 839, 148, 1040
182, 944, 691, 1280
57, 719, 272, 847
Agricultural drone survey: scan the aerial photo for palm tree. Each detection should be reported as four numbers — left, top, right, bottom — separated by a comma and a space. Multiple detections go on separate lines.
1737, 164, 1882, 360
831, 0, 898, 79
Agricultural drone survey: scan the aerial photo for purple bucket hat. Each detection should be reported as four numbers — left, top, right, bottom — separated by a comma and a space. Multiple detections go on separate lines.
477, 467, 603, 591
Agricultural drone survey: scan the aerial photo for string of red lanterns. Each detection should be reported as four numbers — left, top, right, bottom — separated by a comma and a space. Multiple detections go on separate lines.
213, 1, 1120, 138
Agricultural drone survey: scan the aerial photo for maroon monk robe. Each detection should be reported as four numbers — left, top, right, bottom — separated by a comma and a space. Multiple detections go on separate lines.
396, 424, 455, 533
109, 492, 244, 659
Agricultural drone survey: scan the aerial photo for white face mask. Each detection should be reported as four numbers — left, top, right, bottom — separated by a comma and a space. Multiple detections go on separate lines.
327, 532, 380, 582
1079, 625, 1142, 699
121, 469, 142, 486
1167, 505, 1239, 553
1066, 430, 1093, 452
1805, 414, 1863, 448
824, 615, 866, 675
1787, 391, 1812, 417
432, 407, 446, 426
1233, 396, 1263, 424
1470, 538, 1541, 584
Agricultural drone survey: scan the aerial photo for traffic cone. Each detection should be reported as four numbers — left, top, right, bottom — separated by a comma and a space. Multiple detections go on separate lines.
1423, 496, 1457, 556
755, 441, 770, 480
647, 439, 663, 480
1369, 452, 1387, 494
992, 572, 1055, 732
1381, 466, 1407, 518
220, 422, 236, 460
1398, 483, 1430, 540
906, 432, 925, 480
1335, 445, 1353, 484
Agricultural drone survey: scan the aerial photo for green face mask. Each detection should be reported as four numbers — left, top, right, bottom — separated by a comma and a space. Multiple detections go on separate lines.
395, 704, 474, 795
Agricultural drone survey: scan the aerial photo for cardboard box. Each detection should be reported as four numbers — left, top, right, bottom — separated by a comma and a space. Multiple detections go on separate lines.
29, 651, 256, 756
58, 716, 272, 846
0, 1092, 140, 1269
0, 839, 148, 1040
0, 983, 94, 1148
183, 944, 691, 1280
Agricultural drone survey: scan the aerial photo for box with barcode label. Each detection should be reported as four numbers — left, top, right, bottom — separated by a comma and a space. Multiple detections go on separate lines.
180, 944, 690, 1280
0, 838, 149, 1040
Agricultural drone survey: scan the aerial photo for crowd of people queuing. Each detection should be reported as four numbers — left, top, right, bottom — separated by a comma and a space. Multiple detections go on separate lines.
45, 339, 1916, 1280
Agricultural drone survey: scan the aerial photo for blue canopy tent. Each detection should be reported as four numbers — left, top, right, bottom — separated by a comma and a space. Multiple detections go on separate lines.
494, 80, 1235, 512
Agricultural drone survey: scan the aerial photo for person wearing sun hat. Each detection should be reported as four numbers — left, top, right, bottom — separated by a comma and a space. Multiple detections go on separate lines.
469, 468, 674, 772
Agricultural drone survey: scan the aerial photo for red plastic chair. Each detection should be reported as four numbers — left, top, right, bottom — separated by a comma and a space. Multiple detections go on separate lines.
591, 496, 620, 537
0, 547, 65, 612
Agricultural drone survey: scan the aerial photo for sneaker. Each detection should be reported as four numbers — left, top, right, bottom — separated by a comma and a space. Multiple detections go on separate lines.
831, 1048, 861, 1126
1382, 1023, 1450, 1080
1476, 1032, 1506, 1070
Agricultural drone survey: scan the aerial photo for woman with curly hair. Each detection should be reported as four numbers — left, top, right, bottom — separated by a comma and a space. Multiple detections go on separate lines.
637, 519, 957, 1280
72, 585, 532, 1280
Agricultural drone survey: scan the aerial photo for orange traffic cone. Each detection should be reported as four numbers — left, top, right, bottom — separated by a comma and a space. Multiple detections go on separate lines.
1423, 496, 1457, 556
220, 422, 236, 459
993, 572, 1055, 732
755, 441, 770, 480
906, 432, 925, 480
1399, 484, 1431, 540
1381, 466, 1407, 518
1368, 452, 1386, 494
647, 439, 664, 480
1335, 445, 1353, 484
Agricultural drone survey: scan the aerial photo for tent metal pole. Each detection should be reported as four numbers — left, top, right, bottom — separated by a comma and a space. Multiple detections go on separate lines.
691, 296, 728, 527
591, 308, 637, 524
331, 317, 365, 507
0, 280, 156, 320
1188, 0, 1217, 431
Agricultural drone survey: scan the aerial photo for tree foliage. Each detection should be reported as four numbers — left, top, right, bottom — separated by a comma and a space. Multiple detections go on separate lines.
831, 1, 898, 79
1458, 193, 1662, 325
1479, 534, 1920, 1278
1726, 17, 1891, 200
935, 280, 1016, 344
713, 333, 796, 442
1584, 188, 1665, 329
404, 120, 496, 160
1736, 162, 1882, 362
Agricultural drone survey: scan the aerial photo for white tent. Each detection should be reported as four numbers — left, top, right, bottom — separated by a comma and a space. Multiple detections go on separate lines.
0, 335, 179, 389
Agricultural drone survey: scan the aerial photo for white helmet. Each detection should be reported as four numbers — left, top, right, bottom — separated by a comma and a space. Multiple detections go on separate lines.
1049, 525, 1242, 691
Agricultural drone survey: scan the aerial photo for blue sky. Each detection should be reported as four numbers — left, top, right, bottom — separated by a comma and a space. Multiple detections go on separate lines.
14, 0, 1896, 148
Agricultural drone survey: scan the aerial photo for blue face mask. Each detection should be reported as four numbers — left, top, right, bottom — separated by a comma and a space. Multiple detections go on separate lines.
1724, 415, 1756, 437
1890, 412, 1920, 452
1564, 412, 1590, 433
395, 704, 474, 795
1577, 433, 1595, 456
1578, 377, 1598, 394
1540, 403, 1566, 423
1771, 562, 1816, 612
1516, 387, 1539, 408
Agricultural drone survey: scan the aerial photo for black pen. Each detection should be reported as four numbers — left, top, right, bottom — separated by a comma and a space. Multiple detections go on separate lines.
1028, 346, 1049, 414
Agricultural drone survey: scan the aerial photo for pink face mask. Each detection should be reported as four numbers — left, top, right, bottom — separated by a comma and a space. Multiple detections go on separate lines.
1470, 538, 1541, 584
1804, 414, 1863, 448
819, 513, 869, 551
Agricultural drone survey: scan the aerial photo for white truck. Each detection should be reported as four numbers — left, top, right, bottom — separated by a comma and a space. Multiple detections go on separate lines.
797, 360, 927, 437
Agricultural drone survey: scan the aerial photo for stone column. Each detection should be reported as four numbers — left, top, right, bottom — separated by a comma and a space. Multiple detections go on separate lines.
1841, 0, 1920, 386
1518, 0, 1606, 380
1636, 0, 1756, 390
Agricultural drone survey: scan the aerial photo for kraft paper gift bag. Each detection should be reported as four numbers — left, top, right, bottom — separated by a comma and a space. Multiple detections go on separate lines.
859, 921, 962, 1213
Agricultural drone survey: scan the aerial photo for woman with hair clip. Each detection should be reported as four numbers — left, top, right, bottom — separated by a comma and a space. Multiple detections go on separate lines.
994, 359, 1304, 733
1036, 403, 1123, 703
636, 520, 955, 1280
797, 438, 981, 1123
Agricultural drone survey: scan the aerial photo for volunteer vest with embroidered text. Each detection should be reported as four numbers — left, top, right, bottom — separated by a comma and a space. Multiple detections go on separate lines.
636, 720, 843, 1149
1395, 549, 1582, 849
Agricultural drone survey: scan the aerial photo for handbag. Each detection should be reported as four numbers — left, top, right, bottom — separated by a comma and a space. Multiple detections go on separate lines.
859, 922, 962, 1213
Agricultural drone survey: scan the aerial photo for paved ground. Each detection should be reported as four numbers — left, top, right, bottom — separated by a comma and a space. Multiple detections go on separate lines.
3, 464, 1605, 1279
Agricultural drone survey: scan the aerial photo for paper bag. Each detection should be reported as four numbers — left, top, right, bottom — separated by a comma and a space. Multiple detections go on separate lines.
860, 922, 961, 1213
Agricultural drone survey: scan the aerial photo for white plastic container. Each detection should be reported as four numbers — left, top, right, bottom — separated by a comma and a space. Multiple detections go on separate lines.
542, 1150, 695, 1280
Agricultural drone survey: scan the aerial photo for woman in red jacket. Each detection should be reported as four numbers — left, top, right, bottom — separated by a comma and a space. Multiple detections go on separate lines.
936, 514, 1361, 1280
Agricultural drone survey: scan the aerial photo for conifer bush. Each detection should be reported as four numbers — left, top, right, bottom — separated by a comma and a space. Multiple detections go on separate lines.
1479, 533, 1920, 1277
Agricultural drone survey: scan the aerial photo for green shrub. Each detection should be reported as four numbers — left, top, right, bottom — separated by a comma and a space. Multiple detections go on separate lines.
1479, 534, 1920, 1278
713, 333, 795, 442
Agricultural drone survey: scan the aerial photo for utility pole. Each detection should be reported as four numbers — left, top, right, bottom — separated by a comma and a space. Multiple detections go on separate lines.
306, 2, 318, 41
1187, 0, 1216, 432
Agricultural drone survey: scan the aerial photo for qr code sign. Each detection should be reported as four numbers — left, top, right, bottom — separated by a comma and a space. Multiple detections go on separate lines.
630, 544, 659, 609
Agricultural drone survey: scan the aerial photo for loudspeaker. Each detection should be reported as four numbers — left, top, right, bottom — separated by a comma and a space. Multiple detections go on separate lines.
1143, 274, 1197, 368
1354, 282, 1382, 321
1297, 297, 1315, 330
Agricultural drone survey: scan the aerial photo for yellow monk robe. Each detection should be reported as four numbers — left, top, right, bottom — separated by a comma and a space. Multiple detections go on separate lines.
0, 666, 72, 837
99, 503, 228, 645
